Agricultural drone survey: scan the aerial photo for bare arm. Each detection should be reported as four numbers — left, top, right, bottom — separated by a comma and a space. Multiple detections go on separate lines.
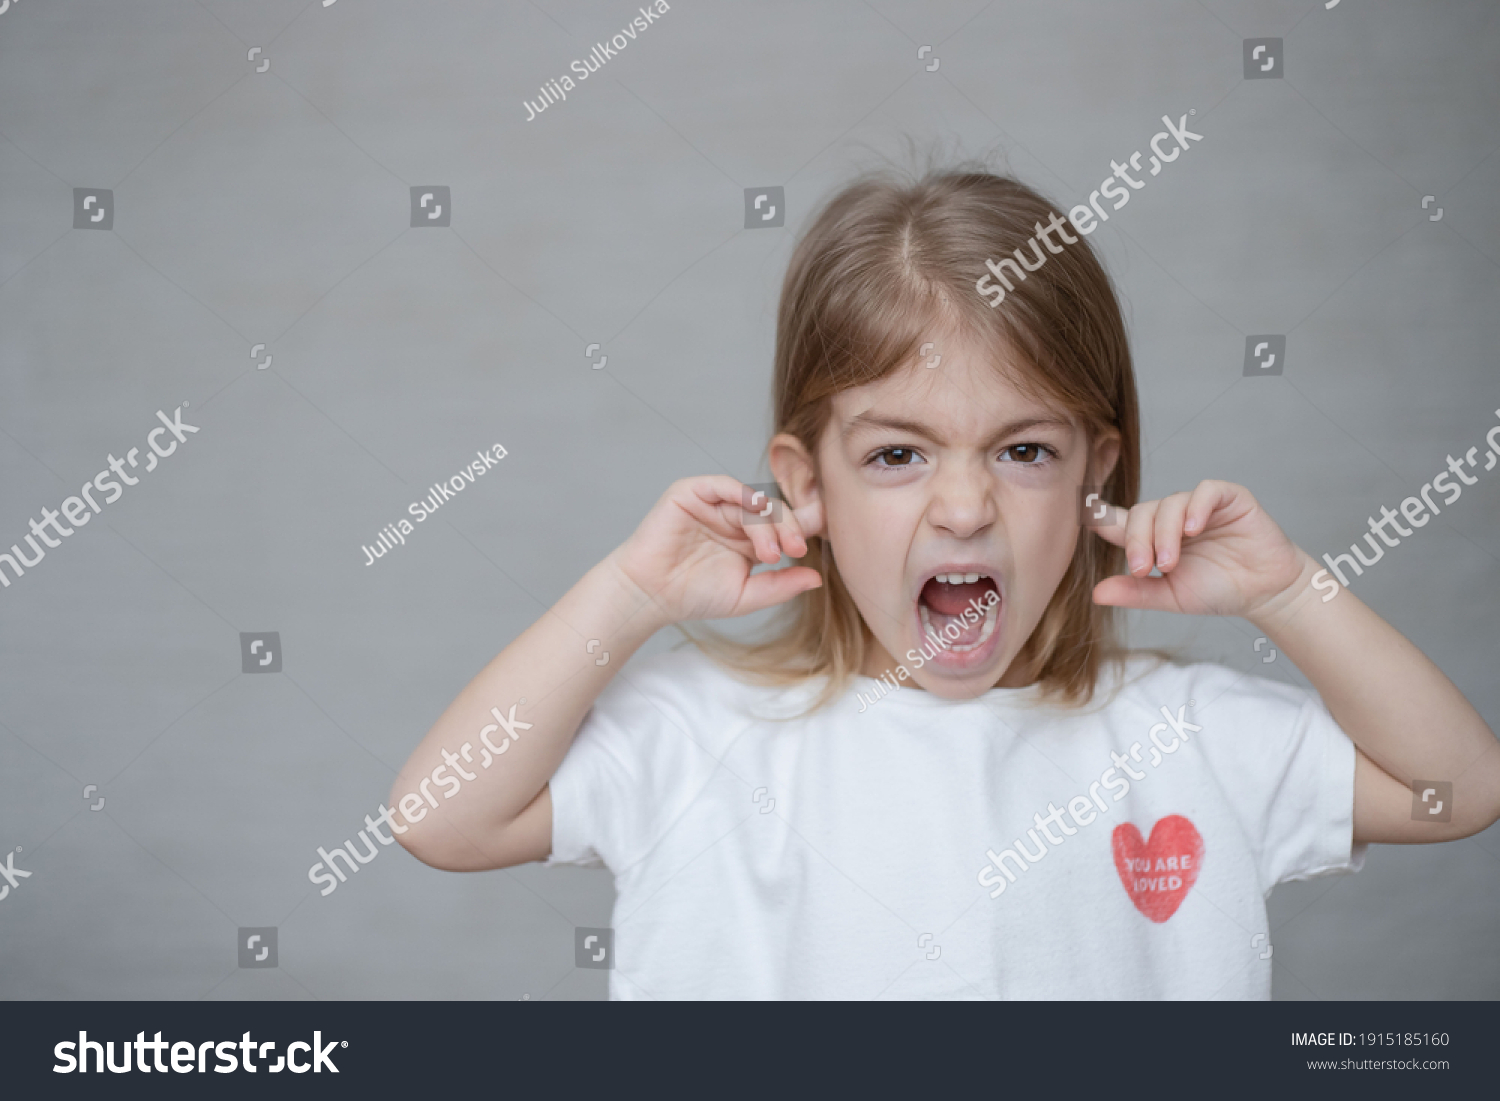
1092, 480, 1500, 847
389, 556, 668, 871
390, 476, 823, 872
1248, 550, 1500, 843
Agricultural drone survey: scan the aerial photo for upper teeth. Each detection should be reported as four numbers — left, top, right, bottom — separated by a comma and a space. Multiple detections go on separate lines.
935, 572, 988, 584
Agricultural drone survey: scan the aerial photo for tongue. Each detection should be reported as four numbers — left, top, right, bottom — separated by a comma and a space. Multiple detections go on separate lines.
921, 577, 995, 616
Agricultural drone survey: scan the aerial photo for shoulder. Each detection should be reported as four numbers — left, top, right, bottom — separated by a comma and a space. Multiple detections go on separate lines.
1104, 652, 1345, 766
601, 644, 790, 708
590, 644, 819, 752
1102, 652, 1326, 729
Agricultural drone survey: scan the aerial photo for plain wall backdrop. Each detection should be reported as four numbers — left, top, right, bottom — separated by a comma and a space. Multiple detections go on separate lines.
1, 0, 1497, 1000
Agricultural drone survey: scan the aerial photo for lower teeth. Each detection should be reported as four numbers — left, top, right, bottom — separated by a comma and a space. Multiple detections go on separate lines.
918, 600, 999, 653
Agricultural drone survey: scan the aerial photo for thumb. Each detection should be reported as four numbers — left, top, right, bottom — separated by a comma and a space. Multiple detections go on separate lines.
1092, 575, 1180, 613
734, 565, 823, 616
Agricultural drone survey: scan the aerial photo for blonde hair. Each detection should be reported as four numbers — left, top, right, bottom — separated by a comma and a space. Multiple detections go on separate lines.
682, 164, 1144, 714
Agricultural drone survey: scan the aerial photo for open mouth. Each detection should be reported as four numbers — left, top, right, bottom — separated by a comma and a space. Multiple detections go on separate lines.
916, 570, 1001, 661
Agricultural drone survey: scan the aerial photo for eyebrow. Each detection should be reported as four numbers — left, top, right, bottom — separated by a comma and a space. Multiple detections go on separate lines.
841, 411, 1074, 448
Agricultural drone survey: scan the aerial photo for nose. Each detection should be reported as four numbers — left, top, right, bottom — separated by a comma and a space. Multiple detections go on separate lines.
925, 457, 996, 540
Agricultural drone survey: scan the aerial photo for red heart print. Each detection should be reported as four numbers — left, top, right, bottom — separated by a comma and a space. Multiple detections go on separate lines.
1111, 815, 1204, 923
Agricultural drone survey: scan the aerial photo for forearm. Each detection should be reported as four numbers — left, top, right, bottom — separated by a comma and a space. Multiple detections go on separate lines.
1250, 550, 1500, 834
391, 552, 668, 868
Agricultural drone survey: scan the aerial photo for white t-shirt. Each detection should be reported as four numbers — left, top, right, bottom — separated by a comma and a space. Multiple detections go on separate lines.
545, 647, 1364, 999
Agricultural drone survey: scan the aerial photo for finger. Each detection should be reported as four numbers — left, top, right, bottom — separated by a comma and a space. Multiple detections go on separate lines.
683, 475, 761, 514
755, 490, 823, 562
789, 498, 824, 544
740, 513, 786, 565
681, 478, 784, 564
734, 565, 823, 615
1082, 498, 1129, 546
704, 496, 783, 564
1182, 479, 1228, 537
1092, 574, 1184, 614
1152, 491, 1191, 573
731, 484, 800, 563
768, 500, 812, 559
1123, 500, 1160, 577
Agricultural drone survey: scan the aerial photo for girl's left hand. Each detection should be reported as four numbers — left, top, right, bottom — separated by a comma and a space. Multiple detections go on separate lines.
1088, 479, 1312, 619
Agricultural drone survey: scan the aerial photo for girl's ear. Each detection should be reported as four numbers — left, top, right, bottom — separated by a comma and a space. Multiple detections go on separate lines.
1091, 427, 1122, 487
768, 432, 824, 537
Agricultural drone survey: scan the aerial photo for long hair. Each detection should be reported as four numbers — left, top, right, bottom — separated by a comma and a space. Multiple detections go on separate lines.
682, 163, 1144, 715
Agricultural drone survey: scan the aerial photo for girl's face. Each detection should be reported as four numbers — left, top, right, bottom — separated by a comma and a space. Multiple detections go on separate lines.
774, 329, 1118, 700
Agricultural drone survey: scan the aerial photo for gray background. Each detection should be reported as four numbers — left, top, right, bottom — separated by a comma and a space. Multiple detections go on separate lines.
1, 0, 1497, 1001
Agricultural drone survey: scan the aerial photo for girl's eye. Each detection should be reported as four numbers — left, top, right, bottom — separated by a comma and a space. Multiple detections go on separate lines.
870, 447, 924, 468
999, 443, 1057, 465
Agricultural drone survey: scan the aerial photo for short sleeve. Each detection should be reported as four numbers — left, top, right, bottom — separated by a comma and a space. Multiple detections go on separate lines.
544, 651, 737, 874
543, 702, 631, 870
1248, 689, 1366, 888
1170, 663, 1366, 892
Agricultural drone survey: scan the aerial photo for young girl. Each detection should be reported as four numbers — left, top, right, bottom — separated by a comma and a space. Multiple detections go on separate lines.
390, 168, 1500, 999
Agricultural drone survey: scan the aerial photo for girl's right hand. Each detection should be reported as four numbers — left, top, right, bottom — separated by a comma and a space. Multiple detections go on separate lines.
608, 476, 824, 625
